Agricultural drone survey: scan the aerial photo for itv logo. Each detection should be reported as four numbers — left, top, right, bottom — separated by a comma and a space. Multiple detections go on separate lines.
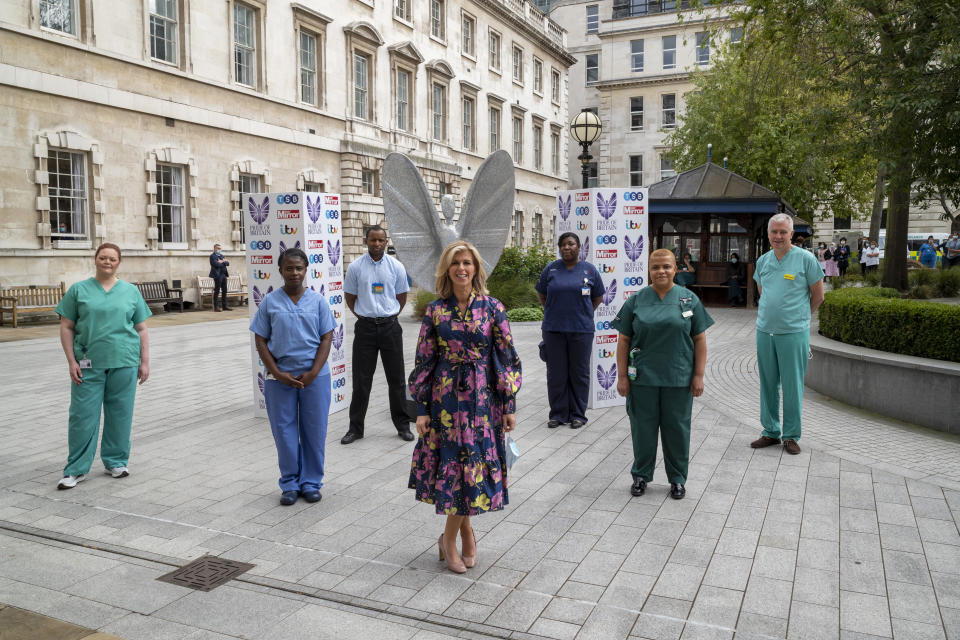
279, 224, 298, 235
253, 270, 271, 280
625, 219, 643, 230
597, 347, 615, 359
577, 221, 589, 230
328, 224, 339, 234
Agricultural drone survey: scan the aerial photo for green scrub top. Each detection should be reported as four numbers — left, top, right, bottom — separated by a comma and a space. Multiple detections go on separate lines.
56, 278, 152, 369
611, 285, 714, 387
753, 247, 824, 334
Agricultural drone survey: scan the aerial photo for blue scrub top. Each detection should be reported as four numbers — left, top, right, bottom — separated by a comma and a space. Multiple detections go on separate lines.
344, 253, 409, 318
536, 259, 605, 333
753, 246, 824, 334
250, 288, 336, 374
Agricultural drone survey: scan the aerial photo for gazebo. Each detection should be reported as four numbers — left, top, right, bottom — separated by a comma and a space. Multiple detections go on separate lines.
648, 162, 810, 306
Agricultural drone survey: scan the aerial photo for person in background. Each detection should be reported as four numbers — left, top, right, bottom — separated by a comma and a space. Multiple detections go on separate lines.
816, 242, 828, 274
858, 237, 868, 273
55, 242, 151, 489
536, 232, 604, 430
250, 248, 335, 506
823, 242, 840, 282
613, 249, 713, 499
675, 252, 697, 287
865, 240, 880, 274
946, 232, 960, 269
409, 241, 522, 573
209, 243, 230, 311
918, 235, 939, 269
725, 252, 746, 306
836, 237, 852, 277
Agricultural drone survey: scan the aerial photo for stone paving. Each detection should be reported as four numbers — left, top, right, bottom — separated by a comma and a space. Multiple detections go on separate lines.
0, 308, 958, 640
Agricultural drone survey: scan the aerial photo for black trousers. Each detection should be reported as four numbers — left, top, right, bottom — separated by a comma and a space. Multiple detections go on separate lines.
543, 331, 593, 424
348, 316, 411, 435
213, 276, 228, 309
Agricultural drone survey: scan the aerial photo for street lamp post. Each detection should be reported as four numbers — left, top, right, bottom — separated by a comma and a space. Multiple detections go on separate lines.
569, 109, 602, 189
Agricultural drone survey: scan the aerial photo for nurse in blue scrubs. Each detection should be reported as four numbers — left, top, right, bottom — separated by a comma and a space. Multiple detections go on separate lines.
536, 232, 605, 429
250, 248, 336, 506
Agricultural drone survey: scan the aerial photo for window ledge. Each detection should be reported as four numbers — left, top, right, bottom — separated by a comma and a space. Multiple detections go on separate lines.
429, 35, 447, 47
393, 15, 414, 29
53, 240, 92, 249
160, 242, 189, 250
462, 52, 477, 62
513, 79, 524, 88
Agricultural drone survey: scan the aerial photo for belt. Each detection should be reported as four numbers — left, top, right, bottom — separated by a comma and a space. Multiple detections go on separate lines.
357, 314, 398, 325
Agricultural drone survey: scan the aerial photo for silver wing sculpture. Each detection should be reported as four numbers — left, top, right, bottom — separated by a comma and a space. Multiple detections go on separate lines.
382, 149, 515, 291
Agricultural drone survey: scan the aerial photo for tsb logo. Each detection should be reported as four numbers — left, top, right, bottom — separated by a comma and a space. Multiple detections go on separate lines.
597, 348, 615, 359
577, 221, 589, 230
279, 224, 298, 235
623, 276, 645, 286
623, 191, 645, 202
329, 294, 343, 305
332, 377, 346, 389
276, 194, 299, 204
599, 264, 616, 273
253, 270, 271, 280
308, 253, 324, 264
249, 240, 272, 250
575, 206, 589, 216
596, 235, 618, 245
325, 209, 340, 219
596, 320, 613, 330
625, 219, 642, 229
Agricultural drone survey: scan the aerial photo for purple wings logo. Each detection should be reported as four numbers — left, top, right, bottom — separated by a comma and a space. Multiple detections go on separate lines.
308, 284, 325, 296
624, 235, 644, 262
596, 363, 617, 390
558, 195, 572, 221
603, 278, 618, 305
596, 192, 617, 220
327, 239, 341, 266
306, 195, 322, 224
332, 324, 344, 350
278, 240, 301, 256
252, 285, 274, 307
248, 196, 270, 225
578, 236, 591, 262
257, 372, 265, 395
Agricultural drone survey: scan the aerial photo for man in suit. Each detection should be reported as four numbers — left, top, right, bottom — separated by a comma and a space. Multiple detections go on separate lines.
209, 243, 231, 311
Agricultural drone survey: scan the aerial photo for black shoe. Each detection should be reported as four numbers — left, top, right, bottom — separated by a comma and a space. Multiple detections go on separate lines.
631, 478, 646, 496
398, 429, 415, 442
670, 483, 686, 500
570, 420, 585, 429
280, 490, 299, 506
302, 489, 322, 503
547, 420, 563, 429
341, 432, 362, 445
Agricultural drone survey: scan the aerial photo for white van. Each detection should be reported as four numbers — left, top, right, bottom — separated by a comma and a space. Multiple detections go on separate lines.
876, 231, 949, 264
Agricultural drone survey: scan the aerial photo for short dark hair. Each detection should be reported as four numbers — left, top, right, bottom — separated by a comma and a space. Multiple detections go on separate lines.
365, 225, 386, 239
278, 248, 308, 269
558, 232, 581, 248
95, 242, 121, 260
839, 237, 847, 243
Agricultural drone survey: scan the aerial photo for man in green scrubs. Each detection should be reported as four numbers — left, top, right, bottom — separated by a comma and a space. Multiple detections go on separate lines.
613, 249, 713, 499
751, 214, 824, 455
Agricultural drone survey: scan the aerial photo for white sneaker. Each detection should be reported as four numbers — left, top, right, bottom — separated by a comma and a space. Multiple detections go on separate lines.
106, 466, 129, 478
57, 474, 85, 489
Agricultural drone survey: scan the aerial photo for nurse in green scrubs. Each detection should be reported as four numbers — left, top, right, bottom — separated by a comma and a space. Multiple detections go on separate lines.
612, 249, 713, 500
55, 243, 151, 490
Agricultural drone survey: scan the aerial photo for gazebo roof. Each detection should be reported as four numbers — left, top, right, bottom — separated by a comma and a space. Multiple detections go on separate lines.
649, 162, 798, 217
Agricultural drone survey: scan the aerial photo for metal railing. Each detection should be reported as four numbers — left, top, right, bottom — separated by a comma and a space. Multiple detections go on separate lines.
611, 0, 705, 19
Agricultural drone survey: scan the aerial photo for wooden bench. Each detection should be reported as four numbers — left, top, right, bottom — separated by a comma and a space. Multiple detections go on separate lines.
135, 281, 184, 312
0, 282, 66, 328
196, 275, 248, 309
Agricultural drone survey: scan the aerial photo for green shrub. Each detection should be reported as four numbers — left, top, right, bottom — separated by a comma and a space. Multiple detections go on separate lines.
863, 271, 882, 287
488, 278, 540, 310
908, 284, 934, 299
909, 268, 936, 287
934, 267, 960, 297
819, 287, 960, 362
489, 243, 555, 282
412, 289, 436, 319
506, 307, 544, 322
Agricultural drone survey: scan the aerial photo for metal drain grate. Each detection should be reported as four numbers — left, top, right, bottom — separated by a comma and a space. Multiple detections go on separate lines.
157, 555, 255, 592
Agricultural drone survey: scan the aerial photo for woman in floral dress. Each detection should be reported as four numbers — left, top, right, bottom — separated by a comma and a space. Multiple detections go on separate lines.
409, 241, 522, 574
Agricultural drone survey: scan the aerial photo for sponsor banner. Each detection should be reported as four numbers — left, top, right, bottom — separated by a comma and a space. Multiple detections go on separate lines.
556, 187, 648, 409
245, 192, 348, 417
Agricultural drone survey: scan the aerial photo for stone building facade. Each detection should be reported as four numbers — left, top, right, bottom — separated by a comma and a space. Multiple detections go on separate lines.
0, 0, 574, 301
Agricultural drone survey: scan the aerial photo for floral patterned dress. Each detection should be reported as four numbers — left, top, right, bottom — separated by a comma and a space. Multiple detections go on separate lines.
408, 294, 522, 515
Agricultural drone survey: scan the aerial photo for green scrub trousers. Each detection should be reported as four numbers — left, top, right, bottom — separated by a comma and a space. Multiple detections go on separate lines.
756, 330, 809, 442
64, 366, 138, 476
626, 384, 693, 484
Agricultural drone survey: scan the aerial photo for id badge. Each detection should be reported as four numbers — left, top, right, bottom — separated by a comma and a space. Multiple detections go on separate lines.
784, 273, 795, 281
682, 310, 693, 318
581, 286, 591, 296
78, 359, 92, 369
371, 282, 385, 294
628, 365, 637, 381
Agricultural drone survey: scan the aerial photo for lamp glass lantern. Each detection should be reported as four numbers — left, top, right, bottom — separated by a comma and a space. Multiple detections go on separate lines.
570, 109, 602, 188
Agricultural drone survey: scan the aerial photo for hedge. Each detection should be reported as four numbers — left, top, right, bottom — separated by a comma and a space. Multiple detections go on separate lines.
818, 287, 960, 362
506, 307, 543, 322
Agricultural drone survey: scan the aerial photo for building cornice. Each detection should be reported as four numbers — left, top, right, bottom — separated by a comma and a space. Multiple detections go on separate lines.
598, 13, 731, 39
590, 71, 692, 89
471, 0, 578, 67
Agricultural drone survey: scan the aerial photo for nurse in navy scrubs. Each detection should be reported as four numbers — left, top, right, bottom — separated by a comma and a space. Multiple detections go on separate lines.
536, 232, 605, 429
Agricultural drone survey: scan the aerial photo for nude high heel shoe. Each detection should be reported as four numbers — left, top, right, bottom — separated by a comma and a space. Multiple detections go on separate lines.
438, 534, 466, 574
461, 527, 477, 569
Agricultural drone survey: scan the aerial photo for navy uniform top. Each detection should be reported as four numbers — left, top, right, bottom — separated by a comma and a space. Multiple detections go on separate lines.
536, 259, 605, 333
250, 288, 336, 374
611, 285, 714, 387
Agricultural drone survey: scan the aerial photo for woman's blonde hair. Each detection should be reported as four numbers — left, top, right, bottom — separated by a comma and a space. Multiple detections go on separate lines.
435, 241, 488, 298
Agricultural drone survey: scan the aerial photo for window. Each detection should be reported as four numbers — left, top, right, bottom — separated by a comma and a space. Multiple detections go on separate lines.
631, 39, 644, 72
353, 52, 369, 119
150, 0, 178, 64
533, 58, 543, 94
708, 216, 748, 262
156, 164, 185, 244
586, 5, 599, 34
396, 69, 411, 130
660, 154, 676, 179
730, 27, 743, 45
233, 2, 257, 87
833, 214, 851, 230
585, 53, 598, 83
512, 211, 524, 247
550, 130, 560, 174
394, 0, 411, 22
48, 149, 88, 240
512, 45, 524, 84
696, 31, 710, 65
488, 29, 501, 71
586, 162, 598, 187
630, 97, 644, 131
304, 181, 324, 192
533, 124, 542, 170
238, 173, 260, 243
662, 35, 676, 70
40, 0, 76, 35
512, 116, 523, 163
430, 0, 445, 40
551, 69, 561, 102
662, 93, 676, 129
361, 169, 376, 195
432, 83, 447, 141
533, 213, 544, 245
299, 30, 318, 105
462, 96, 475, 150
629, 155, 643, 187
462, 12, 475, 57
489, 106, 500, 151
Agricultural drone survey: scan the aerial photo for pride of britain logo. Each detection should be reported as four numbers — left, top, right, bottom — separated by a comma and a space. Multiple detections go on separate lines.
623, 235, 646, 273
595, 362, 620, 400
595, 193, 617, 231
305, 195, 324, 234
326, 239, 342, 276
247, 196, 271, 236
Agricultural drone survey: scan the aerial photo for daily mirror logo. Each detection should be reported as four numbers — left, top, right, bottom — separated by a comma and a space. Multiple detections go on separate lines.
250, 255, 273, 265
277, 210, 300, 220
575, 192, 590, 202
324, 195, 339, 205
308, 239, 324, 250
